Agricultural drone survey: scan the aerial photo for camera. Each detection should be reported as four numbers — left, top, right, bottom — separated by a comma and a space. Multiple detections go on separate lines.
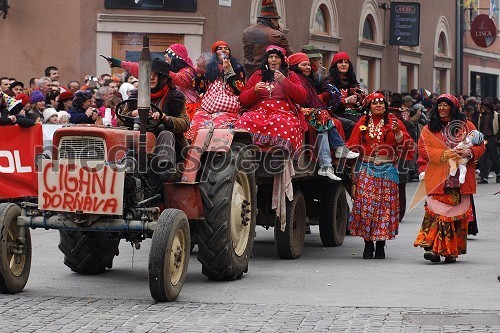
88, 75, 99, 82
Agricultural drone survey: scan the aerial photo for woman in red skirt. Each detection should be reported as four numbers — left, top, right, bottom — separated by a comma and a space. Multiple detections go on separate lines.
346, 92, 414, 259
234, 45, 307, 158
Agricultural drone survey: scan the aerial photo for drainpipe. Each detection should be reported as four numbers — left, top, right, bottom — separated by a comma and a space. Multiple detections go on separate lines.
456, 0, 463, 95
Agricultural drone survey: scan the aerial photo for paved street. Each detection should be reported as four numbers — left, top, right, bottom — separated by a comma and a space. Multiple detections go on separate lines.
1, 181, 500, 332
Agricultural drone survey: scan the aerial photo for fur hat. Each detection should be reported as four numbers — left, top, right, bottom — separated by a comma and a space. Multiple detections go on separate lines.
30, 90, 45, 104
288, 52, 310, 66
73, 90, 93, 105
2, 92, 23, 114
58, 110, 70, 123
332, 52, 350, 65
301, 45, 323, 59
258, 0, 280, 19
43, 108, 58, 122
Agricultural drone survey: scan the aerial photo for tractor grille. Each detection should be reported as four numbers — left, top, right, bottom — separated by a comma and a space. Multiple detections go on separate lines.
59, 136, 106, 161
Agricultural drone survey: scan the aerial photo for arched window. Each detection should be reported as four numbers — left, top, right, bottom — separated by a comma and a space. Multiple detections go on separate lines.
437, 32, 446, 55
362, 16, 374, 41
313, 5, 329, 34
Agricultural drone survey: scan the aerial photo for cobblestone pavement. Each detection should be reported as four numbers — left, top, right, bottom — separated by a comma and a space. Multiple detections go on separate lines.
1, 295, 499, 332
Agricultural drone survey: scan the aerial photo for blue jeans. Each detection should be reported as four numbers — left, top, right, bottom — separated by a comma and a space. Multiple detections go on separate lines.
317, 128, 345, 167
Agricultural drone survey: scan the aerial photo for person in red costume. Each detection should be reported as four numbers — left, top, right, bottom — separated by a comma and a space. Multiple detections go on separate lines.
414, 94, 485, 263
234, 45, 306, 158
346, 91, 414, 260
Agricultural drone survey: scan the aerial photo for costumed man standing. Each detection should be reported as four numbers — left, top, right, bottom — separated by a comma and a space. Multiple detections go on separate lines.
243, 0, 293, 75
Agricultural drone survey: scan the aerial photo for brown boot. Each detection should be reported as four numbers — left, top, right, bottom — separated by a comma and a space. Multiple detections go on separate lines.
374, 241, 385, 259
363, 240, 374, 259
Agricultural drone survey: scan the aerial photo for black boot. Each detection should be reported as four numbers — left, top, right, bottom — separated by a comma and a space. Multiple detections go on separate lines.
363, 240, 374, 259
374, 241, 385, 259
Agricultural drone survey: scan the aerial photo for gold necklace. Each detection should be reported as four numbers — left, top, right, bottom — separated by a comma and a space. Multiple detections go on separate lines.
266, 82, 276, 98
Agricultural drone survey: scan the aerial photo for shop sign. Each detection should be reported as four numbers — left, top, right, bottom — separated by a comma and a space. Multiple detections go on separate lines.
389, 2, 421, 46
471, 14, 497, 48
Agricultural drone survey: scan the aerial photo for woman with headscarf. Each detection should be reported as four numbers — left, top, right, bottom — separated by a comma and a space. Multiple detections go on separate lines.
234, 45, 307, 158
287, 52, 359, 180
106, 43, 200, 119
184, 41, 246, 141
346, 91, 414, 259
322, 52, 366, 124
414, 94, 485, 263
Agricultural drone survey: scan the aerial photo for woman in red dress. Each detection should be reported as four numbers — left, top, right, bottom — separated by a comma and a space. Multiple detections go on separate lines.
185, 41, 246, 141
347, 91, 414, 259
234, 45, 307, 158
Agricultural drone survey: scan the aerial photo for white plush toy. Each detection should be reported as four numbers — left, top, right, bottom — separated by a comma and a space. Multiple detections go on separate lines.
449, 130, 484, 184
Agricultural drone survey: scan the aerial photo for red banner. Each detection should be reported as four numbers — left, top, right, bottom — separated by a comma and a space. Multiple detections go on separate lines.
0, 124, 42, 200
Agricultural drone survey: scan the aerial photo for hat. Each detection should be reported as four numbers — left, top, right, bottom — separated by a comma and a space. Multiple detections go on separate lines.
437, 94, 460, 109
15, 93, 30, 106
301, 45, 323, 59
402, 95, 416, 104
43, 108, 58, 122
288, 52, 310, 66
30, 90, 45, 104
258, 0, 280, 19
58, 90, 74, 102
73, 90, 93, 104
58, 110, 70, 122
152, 59, 171, 75
332, 52, 350, 65
167, 43, 194, 68
111, 74, 123, 82
9, 81, 24, 90
2, 92, 23, 114
390, 93, 403, 104
363, 91, 386, 108
265, 44, 287, 56
481, 97, 495, 109
211, 41, 230, 54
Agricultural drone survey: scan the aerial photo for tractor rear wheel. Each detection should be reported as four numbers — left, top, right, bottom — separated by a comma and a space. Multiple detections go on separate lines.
197, 143, 257, 280
58, 231, 120, 274
319, 182, 349, 247
274, 190, 307, 259
149, 209, 190, 302
0, 203, 31, 294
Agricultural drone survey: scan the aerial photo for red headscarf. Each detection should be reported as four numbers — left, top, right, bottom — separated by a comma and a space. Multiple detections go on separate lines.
363, 91, 385, 107
437, 94, 460, 109
332, 52, 350, 65
211, 41, 230, 53
287, 52, 309, 66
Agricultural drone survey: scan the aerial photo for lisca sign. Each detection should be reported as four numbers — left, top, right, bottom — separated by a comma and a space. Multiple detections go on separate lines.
389, 2, 421, 46
471, 14, 497, 48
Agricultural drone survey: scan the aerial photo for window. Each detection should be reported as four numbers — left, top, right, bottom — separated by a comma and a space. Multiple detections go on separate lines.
362, 16, 374, 41
437, 33, 446, 56
313, 5, 329, 34
435, 68, 447, 95
400, 63, 416, 93
359, 58, 375, 92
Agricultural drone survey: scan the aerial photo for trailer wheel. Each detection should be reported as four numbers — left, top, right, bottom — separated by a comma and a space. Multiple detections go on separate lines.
58, 231, 120, 274
319, 182, 348, 247
0, 203, 31, 294
149, 209, 190, 302
197, 143, 257, 280
274, 190, 306, 259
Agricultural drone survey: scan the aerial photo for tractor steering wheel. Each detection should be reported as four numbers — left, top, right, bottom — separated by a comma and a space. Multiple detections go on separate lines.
115, 98, 163, 130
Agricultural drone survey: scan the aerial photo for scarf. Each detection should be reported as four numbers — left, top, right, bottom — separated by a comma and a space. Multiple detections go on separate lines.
151, 84, 170, 100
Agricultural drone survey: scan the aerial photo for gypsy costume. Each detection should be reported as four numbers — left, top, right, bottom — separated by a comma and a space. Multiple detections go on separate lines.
346, 112, 414, 241
414, 120, 485, 259
234, 70, 307, 157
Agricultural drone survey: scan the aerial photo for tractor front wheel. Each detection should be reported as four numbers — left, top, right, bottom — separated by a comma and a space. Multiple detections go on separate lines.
0, 203, 31, 294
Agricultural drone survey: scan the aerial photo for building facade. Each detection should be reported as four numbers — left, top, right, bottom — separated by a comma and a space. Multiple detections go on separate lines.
1, 0, 457, 95
462, 0, 500, 98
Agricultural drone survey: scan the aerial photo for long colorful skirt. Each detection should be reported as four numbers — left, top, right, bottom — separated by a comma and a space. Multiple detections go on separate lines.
348, 162, 400, 241
233, 99, 304, 157
414, 189, 471, 258
185, 109, 239, 141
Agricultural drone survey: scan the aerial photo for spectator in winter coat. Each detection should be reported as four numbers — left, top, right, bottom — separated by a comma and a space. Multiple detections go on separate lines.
68, 90, 99, 124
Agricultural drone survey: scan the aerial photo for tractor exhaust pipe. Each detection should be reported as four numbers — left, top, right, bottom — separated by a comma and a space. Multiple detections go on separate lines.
137, 36, 151, 173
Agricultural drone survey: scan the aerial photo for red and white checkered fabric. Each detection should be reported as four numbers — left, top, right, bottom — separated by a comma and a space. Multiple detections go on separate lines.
200, 79, 240, 115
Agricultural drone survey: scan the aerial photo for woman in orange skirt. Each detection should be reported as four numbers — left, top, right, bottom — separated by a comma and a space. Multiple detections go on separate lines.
414, 94, 485, 263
